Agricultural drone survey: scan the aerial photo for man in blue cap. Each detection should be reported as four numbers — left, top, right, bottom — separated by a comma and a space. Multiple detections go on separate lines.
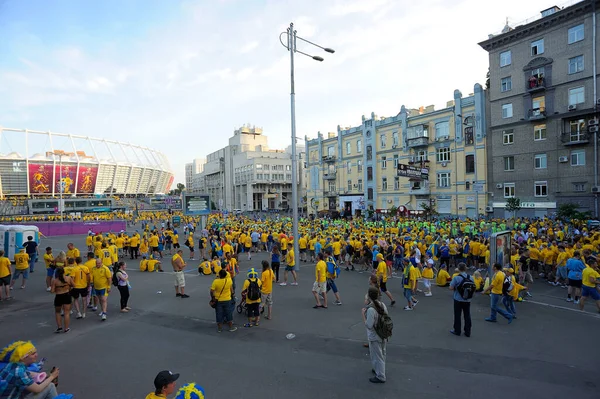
241, 268, 262, 327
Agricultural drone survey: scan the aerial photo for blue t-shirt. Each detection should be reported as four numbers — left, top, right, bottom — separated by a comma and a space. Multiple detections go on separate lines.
314, 242, 322, 255
449, 272, 472, 302
271, 252, 280, 263
566, 258, 585, 280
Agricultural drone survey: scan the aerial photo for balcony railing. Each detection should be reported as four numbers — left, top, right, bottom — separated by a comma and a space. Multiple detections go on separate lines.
322, 155, 336, 162
409, 186, 430, 195
526, 77, 546, 92
528, 107, 547, 120
407, 136, 429, 148
323, 172, 336, 180
324, 190, 338, 197
560, 131, 589, 145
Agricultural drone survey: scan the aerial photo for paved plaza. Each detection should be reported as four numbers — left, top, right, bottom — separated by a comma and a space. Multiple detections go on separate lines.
0, 229, 598, 399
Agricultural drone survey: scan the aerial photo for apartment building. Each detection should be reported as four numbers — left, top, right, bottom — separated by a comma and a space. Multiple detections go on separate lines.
305, 85, 488, 218
479, 0, 599, 218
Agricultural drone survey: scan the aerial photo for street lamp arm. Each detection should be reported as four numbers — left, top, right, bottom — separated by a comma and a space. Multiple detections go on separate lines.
295, 48, 324, 61
279, 32, 290, 50
295, 35, 334, 53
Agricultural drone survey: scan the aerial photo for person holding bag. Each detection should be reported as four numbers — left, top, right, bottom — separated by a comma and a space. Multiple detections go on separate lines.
209, 269, 237, 333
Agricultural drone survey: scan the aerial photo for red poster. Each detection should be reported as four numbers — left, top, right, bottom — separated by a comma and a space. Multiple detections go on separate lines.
165, 175, 174, 192
76, 165, 98, 194
28, 164, 53, 194
54, 164, 76, 195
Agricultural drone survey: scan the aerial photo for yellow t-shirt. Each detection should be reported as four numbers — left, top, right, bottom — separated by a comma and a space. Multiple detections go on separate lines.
332, 241, 342, 255
491, 271, 505, 295
261, 269, 275, 293
211, 277, 232, 301
200, 261, 212, 275
140, 260, 148, 271
211, 260, 221, 274
147, 260, 159, 272
149, 236, 159, 247
14, 253, 29, 270
436, 269, 451, 286
44, 253, 54, 269
145, 393, 166, 399
299, 237, 307, 249
376, 260, 388, 283
582, 267, 600, 288
315, 260, 326, 283
474, 276, 484, 290
101, 249, 112, 266
286, 249, 295, 266
0, 257, 11, 278
242, 278, 262, 304
66, 248, 80, 260
403, 265, 417, 289
72, 265, 90, 289
225, 258, 238, 277
91, 266, 112, 290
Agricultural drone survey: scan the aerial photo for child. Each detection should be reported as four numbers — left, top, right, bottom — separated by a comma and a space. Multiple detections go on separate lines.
473, 270, 484, 292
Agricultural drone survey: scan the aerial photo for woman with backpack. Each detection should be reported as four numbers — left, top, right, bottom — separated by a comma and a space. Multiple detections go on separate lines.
241, 268, 262, 327
115, 261, 131, 313
362, 286, 389, 384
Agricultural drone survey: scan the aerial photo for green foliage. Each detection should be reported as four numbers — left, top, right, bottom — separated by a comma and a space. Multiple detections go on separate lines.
420, 202, 438, 221
557, 203, 592, 221
211, 201, 216, 210
505, 197, 521, 213
389, 205, 398, 217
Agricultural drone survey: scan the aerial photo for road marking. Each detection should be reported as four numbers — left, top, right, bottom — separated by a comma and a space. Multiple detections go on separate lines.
525, 299, 600, 319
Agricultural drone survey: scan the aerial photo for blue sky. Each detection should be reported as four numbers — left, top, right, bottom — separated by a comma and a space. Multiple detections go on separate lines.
0, 0, 556, 183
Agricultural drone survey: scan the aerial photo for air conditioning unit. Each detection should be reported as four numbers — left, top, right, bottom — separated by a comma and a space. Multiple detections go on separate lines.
589, 119, 599, 126
496, 183, 503, 189
597, 98, 600, 105
592, 186, 600, 193
485, 206, 493, 213
589, 125, 599, 133
558, 156, 568, 163
434, 137, 439, 142
353, 184, 358, 188
441, 162, 447, 167
444, 135, 449, 140
392, 144, 397, 149
568, 104, 577, 111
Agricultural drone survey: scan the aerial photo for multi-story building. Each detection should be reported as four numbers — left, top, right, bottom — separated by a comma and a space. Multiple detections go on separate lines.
189, 125, 305, 212
479, 0, 599, 218
305, 86, 488, 218
185, 158, 205, 191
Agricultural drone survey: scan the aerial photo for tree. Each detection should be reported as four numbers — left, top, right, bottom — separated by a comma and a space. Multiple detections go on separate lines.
505, 197, 521, 220
168, 183, 186, 196
485, 67, 490, 90
211, 201, 217, 210
389, 205, 398, 217
420, 202, 438, 222
557, 203, 592, 222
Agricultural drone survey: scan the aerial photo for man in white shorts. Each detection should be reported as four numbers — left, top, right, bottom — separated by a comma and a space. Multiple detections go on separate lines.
171, 250, 189, 298
311, 253, 328, 308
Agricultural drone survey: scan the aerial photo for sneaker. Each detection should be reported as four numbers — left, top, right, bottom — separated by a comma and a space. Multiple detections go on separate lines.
413, 299, 419, 307
60, 310, 64, 316
566, 297, 573, 302
76, 312, 83, 319
46, 287, 51, 292
176, 293, 182, 297
574, 299, 580, 305
526, 292, 532, 298
54, 328, 63, 333
291, 282, 298, 286
181, 294, 190, 298
390, 301, 396, 306
92, 306, 98, 312
64, 328, 70, 333
99, 311, 104, 316
335, 300, 342, 306
484, 317, 497, 322
403, 306, 413, 311
101, 314, 107, 321
424, 293, 432, 297
82, 313, 86, 319
9, 286, 13, 290
228, 326, 237, 332
279, 282, 287, 286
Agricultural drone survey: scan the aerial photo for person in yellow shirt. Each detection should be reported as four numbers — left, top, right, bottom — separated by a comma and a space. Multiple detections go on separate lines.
210, 269, 236, 332
86, 233, 94, 252
580, 258, 600, 312
223, 253, 239, 291
90, 258, 112, 321
66, 243, 80, 261
402, 258, 418, 310
148, 257, 162, 272
376, 253, 395, 305
502, 268, 526, 317
140, 257, 149, 272
312, 253, 328, 308
436, 264, 451, 287
211, 256, 222, 274
43, 246, 55, 292
298, 235, 308, 262
11, 249, 30, 290
241, 268, 263, 327
0, 250, 11, 300
199, 258, 212, 275
145, 370, 179, 399
280, 243, 298, 286
260, 260, 275, 319
482, 263, 513, 323
71, 256, 90, 319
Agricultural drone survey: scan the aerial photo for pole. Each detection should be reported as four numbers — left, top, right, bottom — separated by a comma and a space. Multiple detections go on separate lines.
592, 0, 598, 218
289, 23, 300, 272
59, 155, 63, 222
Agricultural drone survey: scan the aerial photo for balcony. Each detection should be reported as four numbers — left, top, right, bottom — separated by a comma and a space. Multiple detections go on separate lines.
528, 107, 547, 121
409, 185, 430, 195
323, 171, 336, 180
406, 136, 429, 148
322, 155, 336, 163
526, 77, 546, 93
561, 131, 590, 145
324, 190, 338, 197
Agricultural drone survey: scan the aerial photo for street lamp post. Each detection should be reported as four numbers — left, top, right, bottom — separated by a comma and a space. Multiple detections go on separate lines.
280, 23, 334, 271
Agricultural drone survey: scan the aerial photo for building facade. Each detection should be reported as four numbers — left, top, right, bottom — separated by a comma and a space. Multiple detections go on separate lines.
305, 86, 488, 218
479, 0, 599, 218
190, 125, 305, 212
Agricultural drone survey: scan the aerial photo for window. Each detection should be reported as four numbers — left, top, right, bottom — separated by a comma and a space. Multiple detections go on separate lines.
347, 161, 351, 174
357, 179, 363, 191
435, 122, 449, 139
380, 134, 386, 148
571, 149, 585, 166
256, 164, 263, 170
437, 147, 450, 162
286, 173, 292, 180
366, 145, 372, 161
285, 165, 291, 171
394, 176, 400, 190
328, 181, 336, 192
416, 150, 427, 162
534, 124, 547, 141
534, 153, 547, 169
504, 156, 515, 171
503, 130, 514, 144
532, 95, 545, 112
437, 172, 451, 188
347, 179, 352, 192
256, 173, 263, 180
534, 181, 548, 197
568, 24, 584, 44
393, 154, 399, 168
357, 160, 363, 172
568, 55, 584, 74
504, 183, 515, 198
382, 177, 388, 191
346, 142, 351, 155
502, 103, 513, 118
573, 183, 585, 192
357, 140, 362, 153
465, 154, 475, 174
501, 76, 512, 92
568, 87, 585, 106
392, 131, 399, 147
531, 39, 544, 56
569, 119, 586, 142
367, 166, 373, 181
500, 50, 511, 67
381, 156, 387, 169
367, 188, 373, 200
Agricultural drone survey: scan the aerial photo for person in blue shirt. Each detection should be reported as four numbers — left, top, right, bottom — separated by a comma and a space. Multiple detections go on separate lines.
566, 251, 586, 304
449, 263, 472, 337
371, 245, 380, 270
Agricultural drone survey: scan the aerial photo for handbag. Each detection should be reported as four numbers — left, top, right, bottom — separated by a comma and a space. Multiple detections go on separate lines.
209, 278, 227, 309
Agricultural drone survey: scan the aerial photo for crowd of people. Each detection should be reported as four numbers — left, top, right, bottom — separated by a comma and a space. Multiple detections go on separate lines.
0, 210, 599, 395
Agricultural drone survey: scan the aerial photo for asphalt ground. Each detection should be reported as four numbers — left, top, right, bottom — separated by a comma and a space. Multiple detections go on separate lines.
0, 229, 598, 399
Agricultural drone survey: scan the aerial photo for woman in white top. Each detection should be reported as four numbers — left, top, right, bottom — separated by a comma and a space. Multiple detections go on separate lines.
115, 261, 131, 313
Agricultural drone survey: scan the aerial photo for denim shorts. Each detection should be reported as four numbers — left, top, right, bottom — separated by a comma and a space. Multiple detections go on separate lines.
47, 268, 55, 277
13, 269, 29, 280
215, 300, 232, 324
403, 288, 413, 301
326, 278, 338, 293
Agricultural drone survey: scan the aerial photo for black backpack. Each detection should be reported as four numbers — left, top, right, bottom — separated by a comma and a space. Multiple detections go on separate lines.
502, 274, 514, 295
456, 274, 476, 300
247, 279, 261, 301
112, 267, 120, 287
372, 305, 393, 340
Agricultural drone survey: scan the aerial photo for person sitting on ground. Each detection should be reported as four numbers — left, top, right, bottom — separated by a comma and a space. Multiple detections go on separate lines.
145, 370, 179, 399
436, 263, 451, 287
199, 258, 212, 275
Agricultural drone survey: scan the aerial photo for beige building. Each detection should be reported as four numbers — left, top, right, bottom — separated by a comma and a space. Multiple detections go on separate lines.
305, 86, 488, 218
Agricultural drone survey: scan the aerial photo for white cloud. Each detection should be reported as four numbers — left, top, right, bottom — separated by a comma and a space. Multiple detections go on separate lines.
240, 41, 259, 53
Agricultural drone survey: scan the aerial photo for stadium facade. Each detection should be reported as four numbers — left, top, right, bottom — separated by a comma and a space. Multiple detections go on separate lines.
0, 128, 174, 197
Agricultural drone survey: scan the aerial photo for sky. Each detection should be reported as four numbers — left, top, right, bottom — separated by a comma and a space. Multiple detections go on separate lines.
0, 0, 562, 184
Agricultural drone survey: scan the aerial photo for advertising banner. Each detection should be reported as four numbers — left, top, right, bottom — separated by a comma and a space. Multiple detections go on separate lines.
165, 175, 175, 192
397, 163, 429, 180
183, 194, 211, 215
28, 164, 53, 194
54, 164, 76, 195
76, 165, 98, 194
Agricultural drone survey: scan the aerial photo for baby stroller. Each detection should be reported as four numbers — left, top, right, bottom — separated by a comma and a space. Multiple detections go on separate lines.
236, 291, 265, 316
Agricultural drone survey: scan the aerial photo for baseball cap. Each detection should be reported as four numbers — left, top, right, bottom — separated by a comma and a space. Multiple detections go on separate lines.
154, 370, 179, 390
